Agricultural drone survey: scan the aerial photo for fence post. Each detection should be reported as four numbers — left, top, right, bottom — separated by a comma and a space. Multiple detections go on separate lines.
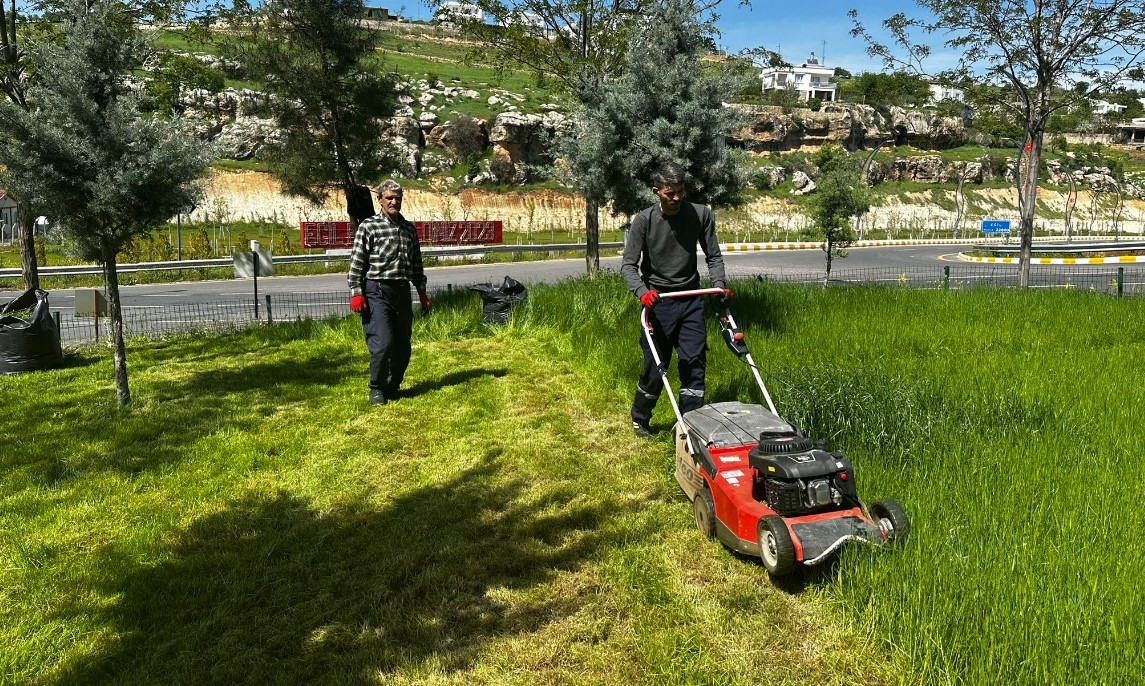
52, 311, 60, 329
265, 294, 273, 325
943, 265, 950, 290
1117, 267, 1124, 297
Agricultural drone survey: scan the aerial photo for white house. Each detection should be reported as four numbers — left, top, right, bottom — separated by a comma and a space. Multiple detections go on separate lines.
759, 52, 836, 102
499, 11, 567, 39
434, 1, 483, 23
1092, 99, 1127, 116
0, 190, 17, 245
928, 82, 964, 103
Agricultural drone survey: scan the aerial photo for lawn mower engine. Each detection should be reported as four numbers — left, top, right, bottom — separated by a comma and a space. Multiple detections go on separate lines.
748, 431, 858, 517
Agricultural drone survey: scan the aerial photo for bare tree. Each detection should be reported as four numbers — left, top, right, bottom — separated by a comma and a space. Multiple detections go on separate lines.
851, 0, 1145, 286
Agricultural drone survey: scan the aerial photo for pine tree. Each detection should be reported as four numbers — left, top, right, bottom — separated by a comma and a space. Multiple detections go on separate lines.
560, 0, 745, 218
0, 0, 211, 406
211, 0, 398, 227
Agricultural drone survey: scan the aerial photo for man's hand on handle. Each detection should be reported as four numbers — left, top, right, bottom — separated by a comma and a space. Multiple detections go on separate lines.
720, 288, 733, 303
350, 294, 367, 314
639, 290, 661, 308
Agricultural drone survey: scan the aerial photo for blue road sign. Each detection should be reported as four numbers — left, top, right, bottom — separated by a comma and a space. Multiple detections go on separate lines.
981, 220, 1011, 234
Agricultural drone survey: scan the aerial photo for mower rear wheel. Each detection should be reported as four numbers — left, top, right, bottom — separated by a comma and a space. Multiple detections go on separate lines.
870, 499, 910, 545
758, 515, 796, 576
694, 487, 716, 540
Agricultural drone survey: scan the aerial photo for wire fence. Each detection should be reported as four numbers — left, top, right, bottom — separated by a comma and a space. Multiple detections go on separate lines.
730, 264, 1145, 295
56, 291, 349, 346
47, 265, 1145, 348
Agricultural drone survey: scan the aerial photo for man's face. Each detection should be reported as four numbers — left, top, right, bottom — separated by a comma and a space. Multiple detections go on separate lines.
379, 190, 403, 219
652, 182, 685, 215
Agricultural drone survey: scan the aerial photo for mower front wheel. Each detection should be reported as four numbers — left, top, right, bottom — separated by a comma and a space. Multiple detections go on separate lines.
694, 487, 716, 540
870, 499, 910, 545
758, 515, 796, 576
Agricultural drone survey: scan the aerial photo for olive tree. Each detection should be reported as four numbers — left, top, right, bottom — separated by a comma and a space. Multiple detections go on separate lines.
851, 0, 1145, 287
806, 148, 870, 284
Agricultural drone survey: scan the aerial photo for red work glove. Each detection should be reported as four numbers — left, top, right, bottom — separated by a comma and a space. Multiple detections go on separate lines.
350, 295, 367, 314
639, 290, 661, 308
418, 291, 432, 314
720, 287, 733, 302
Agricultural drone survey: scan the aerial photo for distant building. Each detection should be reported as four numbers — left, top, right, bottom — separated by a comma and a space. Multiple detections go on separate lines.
0, 190, 18, 245
434, 1, 483, 23
361, 6, 391, 20
498, 11, 565, 39
1092, 99, 1127, 116
759, 52, 836, 102
928, 82, 964, 103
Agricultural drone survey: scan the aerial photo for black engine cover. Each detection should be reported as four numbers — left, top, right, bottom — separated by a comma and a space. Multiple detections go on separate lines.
749, 447, 850, 480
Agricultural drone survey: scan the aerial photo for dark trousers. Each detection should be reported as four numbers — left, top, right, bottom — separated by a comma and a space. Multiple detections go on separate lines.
631, 295, 707, 425
362, 279, 413, 392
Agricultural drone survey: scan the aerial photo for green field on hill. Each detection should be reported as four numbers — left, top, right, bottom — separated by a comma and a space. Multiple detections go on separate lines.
2, 276, 1142, 685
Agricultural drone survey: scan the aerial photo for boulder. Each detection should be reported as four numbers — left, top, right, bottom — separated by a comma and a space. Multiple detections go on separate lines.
214, 116, 281, 160
418, 111, 440, 131
791, 170, 816, 195
427, 117, 490, 157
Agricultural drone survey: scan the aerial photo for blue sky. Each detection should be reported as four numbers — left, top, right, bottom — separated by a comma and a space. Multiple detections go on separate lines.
398, 0, 922, 75
713, 0, 894, 73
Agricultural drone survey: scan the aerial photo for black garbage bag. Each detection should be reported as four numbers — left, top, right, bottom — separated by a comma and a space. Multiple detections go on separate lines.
469, 276, 528, 324
1, 289, 64, 374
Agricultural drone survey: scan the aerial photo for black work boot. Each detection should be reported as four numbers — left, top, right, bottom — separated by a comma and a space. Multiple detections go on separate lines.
632, 420, 655, 440
369, 389, 387, 405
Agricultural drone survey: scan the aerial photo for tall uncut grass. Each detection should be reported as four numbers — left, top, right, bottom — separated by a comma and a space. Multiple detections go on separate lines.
2, 275, 1141, 685
514, 276, 1144, 686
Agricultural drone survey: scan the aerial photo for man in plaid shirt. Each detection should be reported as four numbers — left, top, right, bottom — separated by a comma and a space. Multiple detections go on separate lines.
348, 180, 432, 405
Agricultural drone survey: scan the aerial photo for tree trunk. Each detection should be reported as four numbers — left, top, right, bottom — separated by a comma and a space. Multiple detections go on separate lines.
1017, 133, 1042, 288
823, 238, 833, 287
102, 247, 130, 407
17, 202, 39, 290
584, 196, 600, 275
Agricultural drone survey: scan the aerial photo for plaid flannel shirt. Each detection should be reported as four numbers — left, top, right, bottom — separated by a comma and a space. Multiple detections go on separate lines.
347, 212, 427, 297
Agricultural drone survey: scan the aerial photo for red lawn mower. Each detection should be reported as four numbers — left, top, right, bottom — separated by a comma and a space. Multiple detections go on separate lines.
644, 289, 909, 576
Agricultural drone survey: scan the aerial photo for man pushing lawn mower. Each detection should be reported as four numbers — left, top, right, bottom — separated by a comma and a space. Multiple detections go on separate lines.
623, 167, 909, 576
621, 162, 730, 439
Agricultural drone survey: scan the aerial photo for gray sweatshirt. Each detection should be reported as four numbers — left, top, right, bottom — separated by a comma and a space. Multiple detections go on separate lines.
620, 202, 727, 297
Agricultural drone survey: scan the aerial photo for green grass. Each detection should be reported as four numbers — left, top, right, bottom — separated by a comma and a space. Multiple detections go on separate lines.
4, 276, 1143, 685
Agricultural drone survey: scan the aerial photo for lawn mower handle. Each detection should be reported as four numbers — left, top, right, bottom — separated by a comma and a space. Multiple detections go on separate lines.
639, 286, 779, 439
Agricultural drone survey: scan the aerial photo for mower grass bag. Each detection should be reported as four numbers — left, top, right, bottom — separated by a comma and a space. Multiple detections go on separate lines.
1, 289, 64, 374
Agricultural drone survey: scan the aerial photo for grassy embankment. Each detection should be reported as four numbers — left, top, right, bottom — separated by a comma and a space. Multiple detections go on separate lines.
3, 276, 1142, 685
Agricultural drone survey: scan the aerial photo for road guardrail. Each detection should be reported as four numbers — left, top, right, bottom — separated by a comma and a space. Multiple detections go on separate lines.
0, 242, 625, 279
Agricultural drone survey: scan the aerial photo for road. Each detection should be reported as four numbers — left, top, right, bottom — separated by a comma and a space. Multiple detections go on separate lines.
2, 244, 994, 307
4, 244, 1140, 346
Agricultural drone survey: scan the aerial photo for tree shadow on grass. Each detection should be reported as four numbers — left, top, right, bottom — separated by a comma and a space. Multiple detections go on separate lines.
47, 456, 629, 685
2, 340, 356, 490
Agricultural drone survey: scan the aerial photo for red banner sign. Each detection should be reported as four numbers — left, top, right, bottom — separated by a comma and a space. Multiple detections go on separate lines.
414, 221, 503, 245
300, 221, 352, 249
300, 220, 503, 249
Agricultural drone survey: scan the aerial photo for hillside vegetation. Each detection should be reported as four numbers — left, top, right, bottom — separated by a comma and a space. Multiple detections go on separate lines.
146, 22, 1145, 235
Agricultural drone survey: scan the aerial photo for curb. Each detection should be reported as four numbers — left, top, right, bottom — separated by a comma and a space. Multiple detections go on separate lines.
721, 238, 982, 252
961, 254, 1145, 265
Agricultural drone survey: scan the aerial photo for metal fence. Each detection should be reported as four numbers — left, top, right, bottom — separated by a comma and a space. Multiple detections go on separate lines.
48, 265, 1145, 348
56, 291, 349, 346
729, 263, 1145, 295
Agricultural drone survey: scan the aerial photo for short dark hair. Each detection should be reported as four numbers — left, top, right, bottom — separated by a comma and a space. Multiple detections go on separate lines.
651, 162, 686, 187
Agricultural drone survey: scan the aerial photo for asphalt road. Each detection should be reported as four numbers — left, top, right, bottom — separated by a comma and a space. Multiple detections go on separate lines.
4, 243, 1137, 313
